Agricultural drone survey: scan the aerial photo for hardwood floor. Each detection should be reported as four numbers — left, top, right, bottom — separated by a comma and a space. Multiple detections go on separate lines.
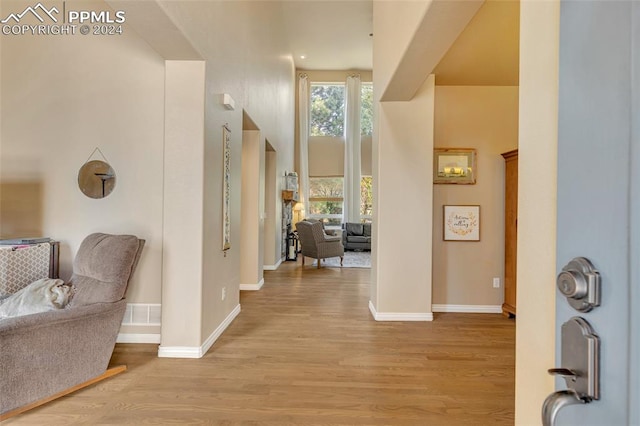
5, 261, 515, 425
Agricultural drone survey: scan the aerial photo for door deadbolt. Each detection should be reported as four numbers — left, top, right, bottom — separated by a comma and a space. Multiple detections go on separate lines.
557, 257, 600, 312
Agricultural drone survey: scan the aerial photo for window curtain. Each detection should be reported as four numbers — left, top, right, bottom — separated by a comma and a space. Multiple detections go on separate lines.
298, 74, 311, 218
344, 75, 362, 223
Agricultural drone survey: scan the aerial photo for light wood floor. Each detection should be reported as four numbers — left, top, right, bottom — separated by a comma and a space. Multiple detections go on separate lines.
5, 261, 515, 425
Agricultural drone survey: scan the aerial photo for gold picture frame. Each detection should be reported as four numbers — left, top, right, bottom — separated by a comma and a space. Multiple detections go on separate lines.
434, 148, 477, 184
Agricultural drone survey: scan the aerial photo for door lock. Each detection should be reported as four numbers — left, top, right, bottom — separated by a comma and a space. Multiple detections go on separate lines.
557, 257, 600, 312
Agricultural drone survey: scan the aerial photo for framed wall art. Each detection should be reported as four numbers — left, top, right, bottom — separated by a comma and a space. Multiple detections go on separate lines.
222, 124, 232, 251
434, 148, 477, 184
443, 205, 480, 241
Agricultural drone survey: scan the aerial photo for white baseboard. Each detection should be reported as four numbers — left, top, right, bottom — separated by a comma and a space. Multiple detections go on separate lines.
240, 278, 264, 291
157, 304, 241, 358
263, 258, 283, 271
368, 300, 433, 321
116, 333, 161, 344
432, 304, 502, 313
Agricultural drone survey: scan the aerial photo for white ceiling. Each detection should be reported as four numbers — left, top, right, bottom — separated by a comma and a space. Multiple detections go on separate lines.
278, 0, 518, 86
280, 0, 373, 71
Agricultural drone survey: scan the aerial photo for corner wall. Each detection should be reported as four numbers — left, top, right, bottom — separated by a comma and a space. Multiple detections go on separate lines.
515, 1, 559, 424
372, 75, 435, 319
157, 1, 295, 354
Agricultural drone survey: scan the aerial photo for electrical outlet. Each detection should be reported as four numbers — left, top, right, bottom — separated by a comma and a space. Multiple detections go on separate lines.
493, 277, 500, 288
221, 287, 227, 301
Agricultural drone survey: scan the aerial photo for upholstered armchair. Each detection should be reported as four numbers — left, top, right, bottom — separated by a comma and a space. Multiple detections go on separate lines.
296, 221, 344, 268
0, 233, 144, 419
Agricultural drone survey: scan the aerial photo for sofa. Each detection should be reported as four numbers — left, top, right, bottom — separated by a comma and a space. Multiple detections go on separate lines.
0, 233, 144, 419
342, 222, 372, 251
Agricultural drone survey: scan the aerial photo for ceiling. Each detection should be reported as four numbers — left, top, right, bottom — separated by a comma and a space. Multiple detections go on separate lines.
280, 0, 519, 86
280, 0, 373, 71
433, 0, 520, 86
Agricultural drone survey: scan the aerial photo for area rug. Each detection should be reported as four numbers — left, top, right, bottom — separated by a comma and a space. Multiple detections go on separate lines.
311, 250, 371, 268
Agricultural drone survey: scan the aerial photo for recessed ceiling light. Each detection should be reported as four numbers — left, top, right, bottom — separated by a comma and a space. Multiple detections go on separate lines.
300, 55, 306, 59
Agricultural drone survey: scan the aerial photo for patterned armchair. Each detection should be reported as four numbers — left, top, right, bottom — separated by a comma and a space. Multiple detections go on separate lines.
296, 221, 344, 268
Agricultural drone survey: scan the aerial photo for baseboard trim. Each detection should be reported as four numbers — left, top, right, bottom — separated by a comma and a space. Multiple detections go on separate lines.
116, 333, 161, 344
368, 300, 433, 321
240, 278, 264, 291
263, 258, 283, 271
157, 304, 241, 358
432, 304, 502, 313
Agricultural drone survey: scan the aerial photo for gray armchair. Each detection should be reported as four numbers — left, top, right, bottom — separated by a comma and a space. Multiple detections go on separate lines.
0, 233, 144, 419
296, 221, 344, 268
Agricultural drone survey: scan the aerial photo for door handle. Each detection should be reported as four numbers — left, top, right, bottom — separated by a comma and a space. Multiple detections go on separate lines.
542, 390, 586, 426
541, 317, 599, 426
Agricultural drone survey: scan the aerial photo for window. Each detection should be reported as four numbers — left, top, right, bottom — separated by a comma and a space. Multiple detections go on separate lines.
308, 176, 343, 226
361, 83, 373, 136
360, 176, 372, 221
310, 84, 345, 137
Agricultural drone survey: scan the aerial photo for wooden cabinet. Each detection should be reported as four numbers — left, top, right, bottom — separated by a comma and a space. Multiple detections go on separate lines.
502, 150, 518, 318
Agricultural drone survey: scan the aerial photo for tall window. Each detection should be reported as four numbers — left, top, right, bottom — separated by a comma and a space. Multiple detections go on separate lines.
310, 84, 345, 137
308, 176, 343, 226
307, 81, 373, 224
361, 83, 373, 136
360, 176, 372, 221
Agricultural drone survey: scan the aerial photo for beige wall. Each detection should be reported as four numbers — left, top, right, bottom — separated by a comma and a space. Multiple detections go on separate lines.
432, 86, 519, 306
0, 182, 43, 239
240, 130, 265, 287
263, 149, 278, 267
157, 1, 295, 350
308, 135, 372, 177
1, 0, 165, 312
1, 0, 295, 348
372, 75, 435, 316
372, 0, 431, 98
515, 1, 559, 423
162, 60, 206, 348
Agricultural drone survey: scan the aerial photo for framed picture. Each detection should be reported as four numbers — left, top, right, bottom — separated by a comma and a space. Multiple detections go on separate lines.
434, 148, 477, 184
443, 205, 480, 241
222, 124, 232, 251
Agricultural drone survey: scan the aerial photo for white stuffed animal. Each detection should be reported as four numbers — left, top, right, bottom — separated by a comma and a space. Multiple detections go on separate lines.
0, 278, 72, 319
